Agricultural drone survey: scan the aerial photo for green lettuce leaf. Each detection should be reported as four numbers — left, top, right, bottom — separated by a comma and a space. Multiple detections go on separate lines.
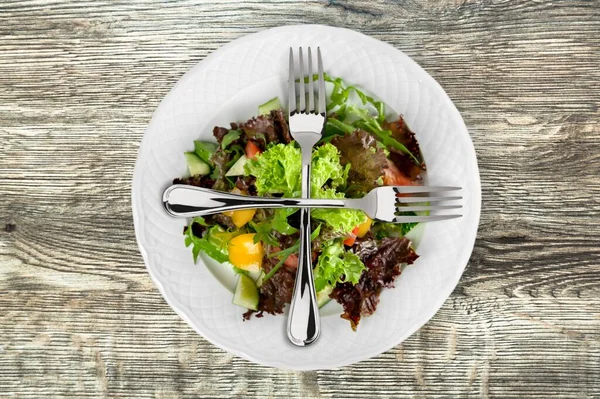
244, 143, 301, 197
313, 240, 366, 291
311, 143, 349, 192
311, 188, 366, 233
245, 142, 365, 233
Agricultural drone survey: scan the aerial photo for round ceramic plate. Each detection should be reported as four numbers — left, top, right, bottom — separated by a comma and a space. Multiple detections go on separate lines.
132, 25, 481, 370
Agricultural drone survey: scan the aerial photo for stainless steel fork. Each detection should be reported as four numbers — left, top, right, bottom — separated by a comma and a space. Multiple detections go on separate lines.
286, 47, 326, 347
163, 184, 463, 223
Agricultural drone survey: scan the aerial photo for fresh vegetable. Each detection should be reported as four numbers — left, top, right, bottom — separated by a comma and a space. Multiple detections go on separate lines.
356, 217, 372, 238
223, 208, 256, 228
323, 75, 420, 165
310, 143, 349, 193
228, 233, 264, 272
313, 240, 366, 292
250, 208, 298, 246
184, 152, 210, 176
371, 218, 417, 239
244, 143, 301, 197
176, 74, 427, 328
233, 273, 259, 311
205, 225, 242, 256
383, 159, 415, 186
245, 141, 261, 159
225, 155, 248, 176
194, 141, 218, 165
330, 130, 388, 196
258, 97, 282, 116
317, 285, 334, 308
221, 130, 242, 149
343, 227, 360, 246
331, 237, 418, 330
244, 141, 366, 234
262, 225, 322, 284
184, 218, 229, 264
311, 187, 366, 234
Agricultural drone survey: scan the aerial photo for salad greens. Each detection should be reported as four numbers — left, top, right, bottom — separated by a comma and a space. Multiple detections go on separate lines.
323, 75, 419, 164
313, 239, 365, 292
175, 74, 425, 327
245, 142, 366, 234
184, 217, 229, 264
245, 143, 301, 197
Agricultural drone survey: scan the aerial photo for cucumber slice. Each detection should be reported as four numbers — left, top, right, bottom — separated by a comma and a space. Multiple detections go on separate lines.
249, 270, 265, 288
258, 97, 281, 115
225, 155, 248, 176
247, 268, 262, 282
317, 285, 334, 308
184, 152, 210, 176
233, 273, 259, 311
194, 141, 217, 164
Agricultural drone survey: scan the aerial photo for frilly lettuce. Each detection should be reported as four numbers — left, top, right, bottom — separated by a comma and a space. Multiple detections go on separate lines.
245, 142, 366, 234
313, 239, 366, 291
244, 143, 302, 197
311, 188, 366, 234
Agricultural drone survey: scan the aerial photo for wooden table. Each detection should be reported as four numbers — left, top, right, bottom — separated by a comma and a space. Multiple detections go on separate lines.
1, 1, 599, 397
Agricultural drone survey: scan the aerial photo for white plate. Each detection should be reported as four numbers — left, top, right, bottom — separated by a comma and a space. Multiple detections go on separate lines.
132, 25, 481, 370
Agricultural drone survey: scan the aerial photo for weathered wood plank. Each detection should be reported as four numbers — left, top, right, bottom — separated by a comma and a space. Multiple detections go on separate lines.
1, 0, 599, 397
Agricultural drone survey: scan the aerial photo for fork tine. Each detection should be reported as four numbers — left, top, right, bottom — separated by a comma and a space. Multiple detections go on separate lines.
393, 214, 462, 223
288, 48, 296, 115
317, 47, 326, 115
391, 186, 461, 194
298, 47, 305, 112
396, 196, 462, 203
307, 48, 314, 112
395, 204, 462, 212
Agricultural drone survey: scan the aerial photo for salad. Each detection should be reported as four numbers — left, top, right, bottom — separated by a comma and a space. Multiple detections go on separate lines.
173, 76, 426, 330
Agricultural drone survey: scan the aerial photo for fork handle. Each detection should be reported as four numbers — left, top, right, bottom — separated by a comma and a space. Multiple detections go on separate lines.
287, 207, 320, 346
163, 185, 346, 218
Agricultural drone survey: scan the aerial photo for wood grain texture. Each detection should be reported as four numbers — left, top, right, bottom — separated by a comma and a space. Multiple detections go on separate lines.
1, 0, 599, 397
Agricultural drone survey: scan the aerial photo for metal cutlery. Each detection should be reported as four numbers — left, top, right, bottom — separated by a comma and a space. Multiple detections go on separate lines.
163, 184, 463, 223
286, 47, 326, 347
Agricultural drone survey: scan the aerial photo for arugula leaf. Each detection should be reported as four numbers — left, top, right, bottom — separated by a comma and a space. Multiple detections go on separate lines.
184, 221, 229, 264
205, 225, 243, 256
250, 208, 298, 246
221, 129, 242, 149
262, 225, 322, 283
322, 76, 420, 164
313, 239, 366, 291
325, 118, 355, 136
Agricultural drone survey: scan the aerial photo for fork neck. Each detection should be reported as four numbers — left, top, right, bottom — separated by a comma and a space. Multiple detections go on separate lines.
301, 160, 311, 198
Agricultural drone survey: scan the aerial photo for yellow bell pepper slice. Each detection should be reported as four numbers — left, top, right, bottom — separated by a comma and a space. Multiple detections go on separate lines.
356, 216, 372, 238
228, 233, 263, 272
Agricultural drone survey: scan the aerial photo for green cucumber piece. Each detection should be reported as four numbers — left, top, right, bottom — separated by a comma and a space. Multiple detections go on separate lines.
317, 285, 334, 308
225, 155, 248, 177
194, 141, 217, 164
249, 270, 265, 288
233, 273, 259, 311
258, 97, 281, 115
184, 152, 210, 176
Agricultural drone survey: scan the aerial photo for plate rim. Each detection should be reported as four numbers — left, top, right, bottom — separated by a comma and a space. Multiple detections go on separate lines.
131, 24, 481, 370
